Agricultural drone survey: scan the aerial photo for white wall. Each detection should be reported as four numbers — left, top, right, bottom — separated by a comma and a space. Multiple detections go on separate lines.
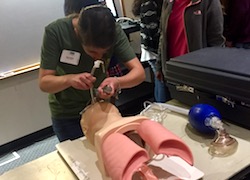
0, 70, 51, 145
114, 0, 124, 16
0, 0, 64, 74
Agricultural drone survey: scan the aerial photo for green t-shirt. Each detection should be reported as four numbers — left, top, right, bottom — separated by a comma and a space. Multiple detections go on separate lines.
40, 17, 136, 118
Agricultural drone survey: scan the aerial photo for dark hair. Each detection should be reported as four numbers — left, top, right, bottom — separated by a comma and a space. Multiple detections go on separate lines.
132, 0, 163, 17
77, 6, 116, 48
64, 0, 101, 16
132, 0, 142, 16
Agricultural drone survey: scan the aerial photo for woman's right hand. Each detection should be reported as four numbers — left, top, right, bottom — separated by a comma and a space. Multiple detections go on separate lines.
225, 41, 233, 48
156, 71, 164, 82
39, 68, 96, 93
70, 73, 96, 90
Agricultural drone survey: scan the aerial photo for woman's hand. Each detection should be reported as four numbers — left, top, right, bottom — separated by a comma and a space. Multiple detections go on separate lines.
39, 68, 96, 93
225, 41, 233, 48
70, 73, 96, 90
156, 71, 164, 82
97, 77, 120, 99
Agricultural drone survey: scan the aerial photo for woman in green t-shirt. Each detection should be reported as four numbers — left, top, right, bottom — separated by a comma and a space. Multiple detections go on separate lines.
39, 4, 145, 142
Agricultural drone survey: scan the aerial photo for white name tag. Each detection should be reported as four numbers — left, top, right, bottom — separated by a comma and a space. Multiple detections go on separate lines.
60, 50, 81, 65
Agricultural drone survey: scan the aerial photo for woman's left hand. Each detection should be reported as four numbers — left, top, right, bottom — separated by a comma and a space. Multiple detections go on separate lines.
97, 77, 120, 99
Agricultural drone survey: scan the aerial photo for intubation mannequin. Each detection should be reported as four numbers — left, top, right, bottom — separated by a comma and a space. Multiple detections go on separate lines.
80, 101, 193, 180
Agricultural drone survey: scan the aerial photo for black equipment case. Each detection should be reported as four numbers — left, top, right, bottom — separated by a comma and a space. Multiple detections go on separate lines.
166, 47, 250, 129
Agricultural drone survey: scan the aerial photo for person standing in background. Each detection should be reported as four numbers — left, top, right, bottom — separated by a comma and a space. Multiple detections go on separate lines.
225, 0, 250, 49
220, 0, 230, 39
132, 0, 170, 103
39, 4, 145, 142
156, 0, 225, 95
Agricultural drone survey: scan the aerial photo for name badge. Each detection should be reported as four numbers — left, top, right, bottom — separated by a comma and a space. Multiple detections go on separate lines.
60, 50, 81, 65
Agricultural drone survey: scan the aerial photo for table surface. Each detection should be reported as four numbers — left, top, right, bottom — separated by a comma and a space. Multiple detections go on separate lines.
1, 101, 250, 180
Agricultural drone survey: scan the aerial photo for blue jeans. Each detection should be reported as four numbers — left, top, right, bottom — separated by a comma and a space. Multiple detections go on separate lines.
148, 60, 171, 103
52, 116, 84, 142
154, 76, 171, 103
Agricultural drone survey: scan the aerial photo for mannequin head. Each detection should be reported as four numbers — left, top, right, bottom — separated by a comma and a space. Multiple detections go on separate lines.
80, 101, 122, 145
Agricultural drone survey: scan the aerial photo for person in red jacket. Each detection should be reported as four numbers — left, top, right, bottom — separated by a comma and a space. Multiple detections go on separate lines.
156, 0, 225, 99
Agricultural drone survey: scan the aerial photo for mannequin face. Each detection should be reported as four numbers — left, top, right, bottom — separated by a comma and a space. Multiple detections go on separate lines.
80, 102, 122, 145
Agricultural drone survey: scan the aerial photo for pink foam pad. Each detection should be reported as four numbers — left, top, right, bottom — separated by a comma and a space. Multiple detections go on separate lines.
137, 120, 194, 165
102, 133, 150, 180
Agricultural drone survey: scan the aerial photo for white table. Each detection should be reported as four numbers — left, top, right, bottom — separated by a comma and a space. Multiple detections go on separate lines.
1, 101, 250, 180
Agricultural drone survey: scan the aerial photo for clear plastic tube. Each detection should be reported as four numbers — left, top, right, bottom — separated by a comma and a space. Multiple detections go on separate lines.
154, 102, 189, 116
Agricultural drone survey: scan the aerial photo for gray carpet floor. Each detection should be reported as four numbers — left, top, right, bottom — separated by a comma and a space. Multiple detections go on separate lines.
0, 135, 59, 175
